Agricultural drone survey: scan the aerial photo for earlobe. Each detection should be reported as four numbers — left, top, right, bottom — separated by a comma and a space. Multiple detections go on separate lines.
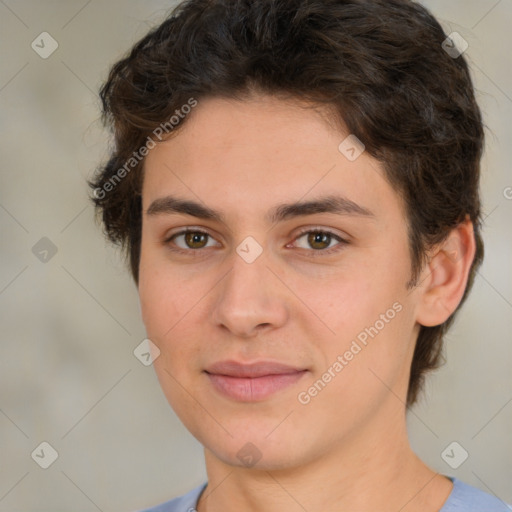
415, 218, 476, 327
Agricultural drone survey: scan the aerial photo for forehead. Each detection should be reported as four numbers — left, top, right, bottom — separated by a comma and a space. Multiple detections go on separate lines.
142, 95, 404, 227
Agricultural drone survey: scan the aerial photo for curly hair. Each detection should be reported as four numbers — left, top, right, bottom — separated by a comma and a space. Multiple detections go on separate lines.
89, 0, 485, 406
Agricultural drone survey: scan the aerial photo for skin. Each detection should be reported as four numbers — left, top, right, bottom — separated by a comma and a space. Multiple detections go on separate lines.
138, 94, 476, 512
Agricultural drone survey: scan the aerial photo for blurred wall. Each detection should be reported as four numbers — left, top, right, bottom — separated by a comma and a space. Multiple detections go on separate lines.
0, 1, 510, 510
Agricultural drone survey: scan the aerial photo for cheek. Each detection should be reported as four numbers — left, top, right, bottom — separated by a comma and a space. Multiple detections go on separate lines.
138, 252, 207, 375
300, 268, 389, 343
303, 258, 412, 386
139, 282, 193, 350
139, 265, 204, 412
138, 270, 169, 339
138, 238, 188, 335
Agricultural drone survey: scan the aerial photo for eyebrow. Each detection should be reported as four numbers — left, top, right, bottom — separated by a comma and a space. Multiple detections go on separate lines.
146, 194, 375, 224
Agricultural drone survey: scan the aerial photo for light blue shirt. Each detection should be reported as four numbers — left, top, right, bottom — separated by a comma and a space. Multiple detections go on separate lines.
137, 477, 511, 511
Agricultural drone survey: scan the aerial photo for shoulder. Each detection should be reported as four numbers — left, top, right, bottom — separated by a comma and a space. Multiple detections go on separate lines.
441, 477, 511, 512
135, 482, 207, 512
133, 478, 512, 512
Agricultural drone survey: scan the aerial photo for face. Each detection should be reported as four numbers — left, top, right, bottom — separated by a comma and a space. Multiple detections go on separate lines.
139, 94, 421, 470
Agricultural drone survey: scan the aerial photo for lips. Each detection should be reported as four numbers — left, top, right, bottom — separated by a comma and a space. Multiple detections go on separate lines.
204, 360, 308, 401
206, 360, 304, 377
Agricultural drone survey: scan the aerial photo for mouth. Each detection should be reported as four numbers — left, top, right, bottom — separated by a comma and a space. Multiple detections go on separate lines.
204, 360, 308, 402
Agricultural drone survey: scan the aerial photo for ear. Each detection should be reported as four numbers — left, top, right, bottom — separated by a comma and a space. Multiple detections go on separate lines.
415, 217, 477, 327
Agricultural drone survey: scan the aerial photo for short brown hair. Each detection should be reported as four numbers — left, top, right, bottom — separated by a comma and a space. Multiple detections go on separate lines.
89, 0, 485, 406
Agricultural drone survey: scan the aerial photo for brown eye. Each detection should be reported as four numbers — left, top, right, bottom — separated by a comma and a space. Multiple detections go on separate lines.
183, 231, 209, 249
307, 231, 332, 250
292, 228, 349, 257
166, 229, 219, 252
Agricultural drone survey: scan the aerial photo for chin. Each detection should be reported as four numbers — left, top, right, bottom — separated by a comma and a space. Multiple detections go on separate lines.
198, 422, 308, 469
211, 441, 306, 472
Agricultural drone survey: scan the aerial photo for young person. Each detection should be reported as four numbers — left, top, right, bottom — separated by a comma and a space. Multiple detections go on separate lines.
90, 0, 510, 510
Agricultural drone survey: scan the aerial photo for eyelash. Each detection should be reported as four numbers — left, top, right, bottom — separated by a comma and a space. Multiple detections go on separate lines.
164, 227, 349, 257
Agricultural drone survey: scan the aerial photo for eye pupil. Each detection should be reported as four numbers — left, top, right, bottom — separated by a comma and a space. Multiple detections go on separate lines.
185, 232, 208, 248
308, 231, 330, 250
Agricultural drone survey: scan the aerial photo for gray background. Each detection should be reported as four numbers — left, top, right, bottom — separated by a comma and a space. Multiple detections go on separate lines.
0, 0, 511, 510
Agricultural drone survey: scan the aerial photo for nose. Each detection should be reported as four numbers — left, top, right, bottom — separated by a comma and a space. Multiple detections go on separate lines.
210, 250, 289, 338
